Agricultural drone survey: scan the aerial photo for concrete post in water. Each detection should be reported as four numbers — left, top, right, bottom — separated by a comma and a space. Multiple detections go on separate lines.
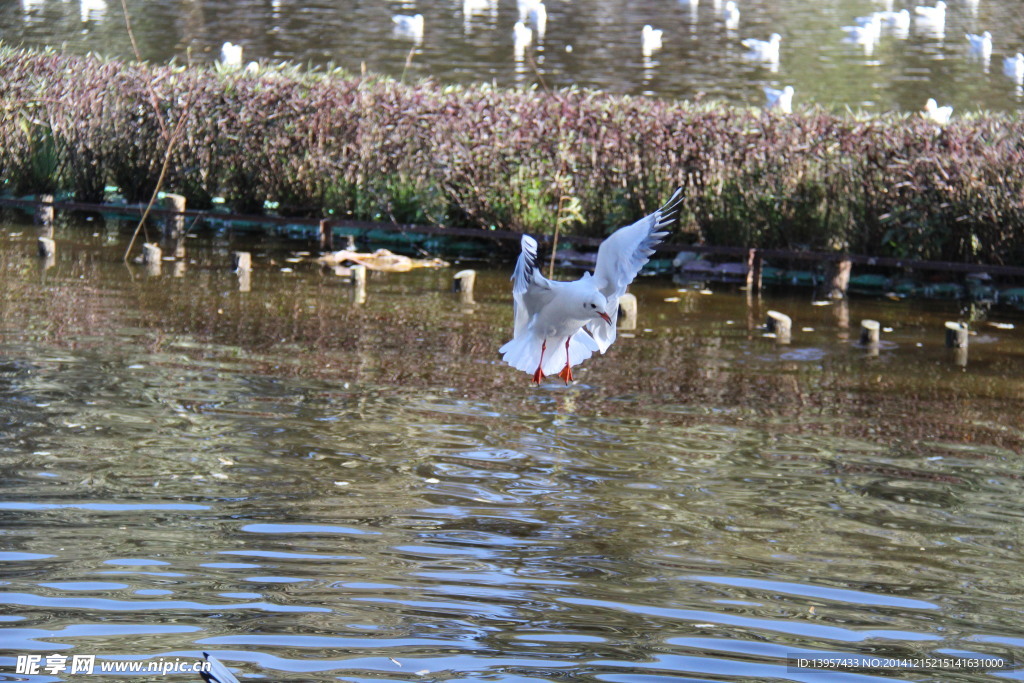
453, 269, 476, 305
825, 257, 851, 300
618, 293, 638, 330
232, 251, 252, 273
352, 264, 367, 305
945, 321, 969, 348
946, 322, 969, 367
161, 194, 187, 259
859, 319, 880, 346
318, 219, 334, 252
35, 194, 54, 236
746, 248, 762, 294
161, 194, 186, 240
766, 310, 792, 344
143, 242, 162, 276
233, 251, 252, 292
37, 236, 55, 260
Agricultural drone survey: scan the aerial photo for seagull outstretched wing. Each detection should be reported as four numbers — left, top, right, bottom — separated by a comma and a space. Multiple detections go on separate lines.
589, 188, 683, 351
510, 234, 553, 337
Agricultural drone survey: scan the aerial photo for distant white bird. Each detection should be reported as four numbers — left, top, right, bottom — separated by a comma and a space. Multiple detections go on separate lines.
763, 85, 794, 113
878, 9, 911, 37
80, 0, 106, 23
518, 0, 547, 38
220, 41, 243, 67
1003, 53, 1024, 83
392, 13, 425, 41
513, 20, 533, 57
501, 189, 683, 383
723, 1, 740, 30
965, 31, 992, 60
914, 1, 946, 30
743, 32, 781, 63
922, 97, 953, 124
642, 24, 664, 55
843, 14, 881, 48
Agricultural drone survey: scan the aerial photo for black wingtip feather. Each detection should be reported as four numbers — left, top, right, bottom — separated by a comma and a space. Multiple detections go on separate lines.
655, 187, 684, 230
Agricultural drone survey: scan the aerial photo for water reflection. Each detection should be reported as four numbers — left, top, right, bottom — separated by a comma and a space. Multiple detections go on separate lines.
3, 0, 1024, 113
1, 217, 1024, 679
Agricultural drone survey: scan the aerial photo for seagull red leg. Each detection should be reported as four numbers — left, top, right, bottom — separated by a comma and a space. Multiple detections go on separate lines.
532, 339, 546, 384
557, 337, 573, 384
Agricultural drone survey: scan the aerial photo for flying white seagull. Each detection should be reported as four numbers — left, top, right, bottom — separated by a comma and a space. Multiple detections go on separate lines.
500, 189, 683, 383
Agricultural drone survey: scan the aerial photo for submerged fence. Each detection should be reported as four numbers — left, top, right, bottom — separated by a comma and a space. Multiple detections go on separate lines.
3, 44, 1024, 266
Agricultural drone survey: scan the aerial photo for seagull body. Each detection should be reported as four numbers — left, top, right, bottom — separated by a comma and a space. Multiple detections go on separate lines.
220, 41, 243, 67
500, 189, 683, 383
743, 32, 781, 63
843, 15, 881, 46
1004, 53, 1024, 83
922, 97, 952, 124
642, 25, 664, 54
392, 13, 424, 41
914, 1, 946, 29
878, 9, 911, 36
763, 85, 794, 113
723, 1, 740, 30
514, 20, 533, 55
965, 31, 992, 60
518, 0, 547, 38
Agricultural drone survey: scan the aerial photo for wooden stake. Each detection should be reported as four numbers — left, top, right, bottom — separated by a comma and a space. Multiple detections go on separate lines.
319, 219, 333, 251
945, 321, 968, 348
766, 310, 792, 344
35, 194, 54, 236
859, 319, 880, 346
825, 258, 851, 300
746, 248, 762, 294
351, 264, 367, 304
161, 194, 186, 240
453, 269, 476, 304
232, 251, 252, 272
618, 293, 638, 330
37, 237, 55, 260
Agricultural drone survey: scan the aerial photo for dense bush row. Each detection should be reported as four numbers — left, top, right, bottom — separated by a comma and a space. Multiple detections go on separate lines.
2, 45, 1024, 263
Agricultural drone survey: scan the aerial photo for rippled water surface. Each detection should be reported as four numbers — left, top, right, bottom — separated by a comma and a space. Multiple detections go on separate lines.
1, 215, 1024, 681
3, 0, 1024, 113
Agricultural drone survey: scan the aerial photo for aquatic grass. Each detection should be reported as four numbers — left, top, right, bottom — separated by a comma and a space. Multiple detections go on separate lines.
2, 44, 1024, 264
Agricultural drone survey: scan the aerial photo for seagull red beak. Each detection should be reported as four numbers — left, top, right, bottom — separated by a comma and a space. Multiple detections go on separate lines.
598, 311, 612, 324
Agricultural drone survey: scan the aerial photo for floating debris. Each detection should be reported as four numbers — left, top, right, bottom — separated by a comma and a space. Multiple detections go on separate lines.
317, 248, 448, 272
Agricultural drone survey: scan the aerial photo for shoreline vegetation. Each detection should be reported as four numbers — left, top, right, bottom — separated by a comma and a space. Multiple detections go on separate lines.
2, 44, 1024, 266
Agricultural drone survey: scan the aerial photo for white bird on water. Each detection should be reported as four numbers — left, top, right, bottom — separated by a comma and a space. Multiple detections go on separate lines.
763, 85, 794, 113
392, 13, 425, 42
220, 42, 243, 68
500, 189, 683, 383
922, 97, 953, 124
723, 1, 740, 30
642, 25, 664, 55
742, 32, 781, 64
1003, 53, 1024, 84
914, 1, 946, 32
965, 31, 992, 60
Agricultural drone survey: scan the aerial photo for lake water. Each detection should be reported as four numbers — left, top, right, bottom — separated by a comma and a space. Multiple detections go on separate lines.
3, 0, 1024, 114
1, 214, 1024, 680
